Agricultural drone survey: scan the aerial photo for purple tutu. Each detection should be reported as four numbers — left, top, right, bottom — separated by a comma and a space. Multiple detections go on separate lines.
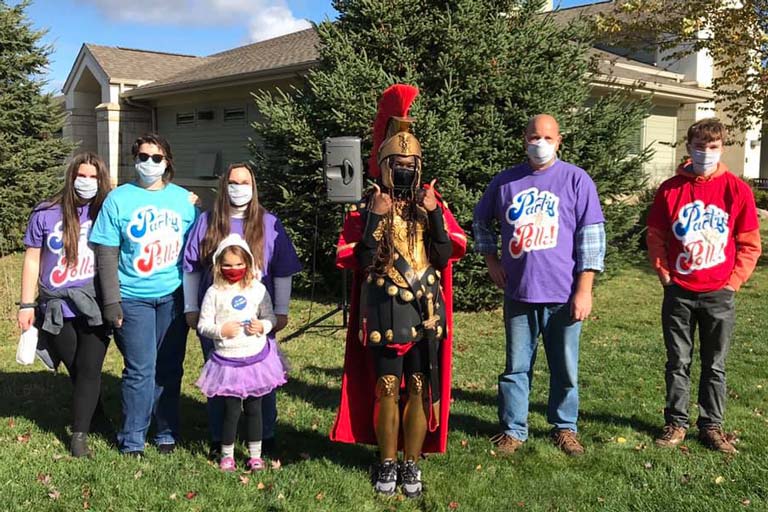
196, 339, 287, 399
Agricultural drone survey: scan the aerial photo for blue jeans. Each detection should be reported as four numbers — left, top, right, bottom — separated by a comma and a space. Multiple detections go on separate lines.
114, 288, 188, 453
499, 299, 582, 441
199, 336, 278, 443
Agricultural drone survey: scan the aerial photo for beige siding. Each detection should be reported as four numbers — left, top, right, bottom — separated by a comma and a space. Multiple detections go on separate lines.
643, 106, 678, 185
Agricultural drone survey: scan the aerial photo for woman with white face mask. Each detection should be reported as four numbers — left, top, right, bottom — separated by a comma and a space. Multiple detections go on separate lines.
182, 162, 302, 460
89, 134, 198, 456
17, 152, 112, 458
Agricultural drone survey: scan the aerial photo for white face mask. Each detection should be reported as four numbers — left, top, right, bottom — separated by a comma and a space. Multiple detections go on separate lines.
228, 184, 253, 206
527, 138, 557, 167
73, 177, 98, 200
135, 160, 166, 185
689, 148, 721, 175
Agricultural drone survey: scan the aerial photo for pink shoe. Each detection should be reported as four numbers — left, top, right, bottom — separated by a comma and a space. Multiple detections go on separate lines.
219, 456, 237, 472
246, 457, 265, 471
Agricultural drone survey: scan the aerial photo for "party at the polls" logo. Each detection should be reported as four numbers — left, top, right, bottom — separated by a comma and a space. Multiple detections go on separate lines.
505, 187, 560, 258
46, 220, 95, 286
126, 206, 183, 275
672, 200, 730, 274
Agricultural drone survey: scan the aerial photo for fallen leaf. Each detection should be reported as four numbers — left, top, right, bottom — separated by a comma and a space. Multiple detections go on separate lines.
489, 449, 497, 457
643, 462, 653, 469
257, 482, 266, 490
83, 501, 90, 510
133, 470, 143, 480
36, 473, 52, 486
714, 476, 726, 485
517, 502, 525, 507
597, 497, 606, 503
185, 491, 198, 500
8, 417, 15, 429
271, 459, 282, 470
449, 502, 459, 509
315, 492, 324, 501
169, 493, 177, 500
16, 432, 31, 444
741, 499, 751, 506
460, 439, 469, 448
678, 445, 690, 455
52, 454, 64, 461
238, 475, 250, 485
475, 464, 482, 471
299, 452, 311, 460
81, 487, 91, 499
311, 423, 318, 431
634, 443, 646, 451
680, 474, 691, 485
277, 493, 285, 500
48, 490, 61, 500
616, 437, 627, 444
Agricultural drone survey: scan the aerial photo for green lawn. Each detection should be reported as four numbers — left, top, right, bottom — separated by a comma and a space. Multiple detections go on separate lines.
1, 245, 767, 511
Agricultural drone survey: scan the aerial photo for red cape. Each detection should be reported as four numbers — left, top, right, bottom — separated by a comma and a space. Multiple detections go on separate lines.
329, 196, 467, 453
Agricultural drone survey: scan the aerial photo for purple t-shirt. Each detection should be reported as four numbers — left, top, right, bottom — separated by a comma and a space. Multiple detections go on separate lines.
183, 211, 302, 308
23, 204, 96, 317
474, 160, 604, 303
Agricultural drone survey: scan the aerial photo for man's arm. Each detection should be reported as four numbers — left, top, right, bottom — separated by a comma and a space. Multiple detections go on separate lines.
572, 223, 605, 321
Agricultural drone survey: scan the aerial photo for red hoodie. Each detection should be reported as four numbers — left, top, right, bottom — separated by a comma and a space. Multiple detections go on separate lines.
646, 161, 761, 292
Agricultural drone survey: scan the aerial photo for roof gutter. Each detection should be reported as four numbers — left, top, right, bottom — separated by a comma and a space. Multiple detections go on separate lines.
589, 74, 714, 103
122, 60, 317, 100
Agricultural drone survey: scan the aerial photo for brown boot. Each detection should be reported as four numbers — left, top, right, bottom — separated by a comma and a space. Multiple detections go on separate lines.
551, 429, 584, 456
698, 426, 738, 454
655, 424, 687, 448
490, 433, 524, 455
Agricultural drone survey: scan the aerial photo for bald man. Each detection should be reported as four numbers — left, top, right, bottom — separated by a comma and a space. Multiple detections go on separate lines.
472, 114, 605, 456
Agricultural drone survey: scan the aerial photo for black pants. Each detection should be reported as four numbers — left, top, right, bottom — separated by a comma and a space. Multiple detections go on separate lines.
371, 342, 429, 381
662, 284, 735, 429
43, 318, 110, 433
221, 396, 263, 445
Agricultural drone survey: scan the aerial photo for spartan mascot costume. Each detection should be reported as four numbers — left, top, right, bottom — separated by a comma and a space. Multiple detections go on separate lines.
330, 84, 466, 497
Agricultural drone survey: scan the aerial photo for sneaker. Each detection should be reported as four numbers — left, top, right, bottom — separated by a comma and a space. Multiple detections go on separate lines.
371, 459, 398, 496
122, 450, 143, 458
655, 424, 687, 448
400, 460, 423, 498
551, 429, 584, 456
157, 443, 176, 455
698, 426, 738, 454
246, 457, 265, 471
489, 433, 524, 455
219, 456, 237, 472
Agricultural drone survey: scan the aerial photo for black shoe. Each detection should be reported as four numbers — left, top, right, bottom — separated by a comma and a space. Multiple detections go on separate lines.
122, 450, 143, 458
157, 443, 176, 455
400, 460, 423, 498
262, 437, 276, 457
70, 432, 92, 458
372, 459, 398, 496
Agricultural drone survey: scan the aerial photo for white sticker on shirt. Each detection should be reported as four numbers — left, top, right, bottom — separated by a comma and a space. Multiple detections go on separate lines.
505, 187, 560, 258
672, 200, 730, 274
126, 206, 183, 276
46, 220, 95, 286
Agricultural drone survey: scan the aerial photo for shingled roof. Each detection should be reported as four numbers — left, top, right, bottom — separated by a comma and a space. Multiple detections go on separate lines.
123, 28, 320, 98
84, 44, 205, 81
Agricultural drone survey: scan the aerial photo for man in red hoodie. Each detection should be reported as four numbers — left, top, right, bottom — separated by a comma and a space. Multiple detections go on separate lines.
646, 118, 761, 453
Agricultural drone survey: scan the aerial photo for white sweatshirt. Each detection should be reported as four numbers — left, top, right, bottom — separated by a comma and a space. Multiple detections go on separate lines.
197, 279, 277, 359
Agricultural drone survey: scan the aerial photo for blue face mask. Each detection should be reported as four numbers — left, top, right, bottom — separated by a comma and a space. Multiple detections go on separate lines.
689, 148, 721, 175
73, 177, 98, 200
135, 160, 166, 185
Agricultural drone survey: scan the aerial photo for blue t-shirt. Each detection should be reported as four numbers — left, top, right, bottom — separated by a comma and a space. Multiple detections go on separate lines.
90, 182, 198, 299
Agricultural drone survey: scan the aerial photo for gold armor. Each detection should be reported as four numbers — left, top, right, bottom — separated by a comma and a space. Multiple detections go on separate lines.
374, 375, 400, 461
372, 202, 429, 288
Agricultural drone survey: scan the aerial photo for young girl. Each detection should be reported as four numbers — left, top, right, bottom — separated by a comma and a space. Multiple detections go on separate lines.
196, 234, 287, 471
18, 152, 112, 457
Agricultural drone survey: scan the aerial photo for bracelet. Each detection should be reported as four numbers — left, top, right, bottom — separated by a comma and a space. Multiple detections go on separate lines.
17, 302, 37, 310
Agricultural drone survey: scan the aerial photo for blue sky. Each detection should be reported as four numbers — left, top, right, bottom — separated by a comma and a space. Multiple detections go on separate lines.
11, 0, 598, 94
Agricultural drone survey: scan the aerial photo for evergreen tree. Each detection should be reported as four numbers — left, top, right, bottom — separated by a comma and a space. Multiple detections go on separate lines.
0, 0, 72, 254
252, 0, 651, 310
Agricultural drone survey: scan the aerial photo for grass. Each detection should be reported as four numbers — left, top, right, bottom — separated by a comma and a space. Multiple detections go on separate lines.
1, 239, 767, 512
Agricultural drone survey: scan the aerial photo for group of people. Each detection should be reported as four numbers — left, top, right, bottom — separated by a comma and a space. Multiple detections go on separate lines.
17, 83, 760, 499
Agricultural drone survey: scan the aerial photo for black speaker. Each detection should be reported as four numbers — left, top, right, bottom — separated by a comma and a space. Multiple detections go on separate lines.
323, 137, 363, 203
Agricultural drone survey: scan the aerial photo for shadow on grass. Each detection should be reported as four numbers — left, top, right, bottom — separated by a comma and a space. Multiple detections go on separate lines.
0, 370, 212, 450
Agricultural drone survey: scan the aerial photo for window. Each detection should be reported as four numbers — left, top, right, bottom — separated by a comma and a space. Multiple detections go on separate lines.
224, 107, 246, 122
176, 112, 194, 126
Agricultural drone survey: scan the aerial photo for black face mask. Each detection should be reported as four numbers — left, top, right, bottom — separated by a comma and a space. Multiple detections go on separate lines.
391, 166, 416, 197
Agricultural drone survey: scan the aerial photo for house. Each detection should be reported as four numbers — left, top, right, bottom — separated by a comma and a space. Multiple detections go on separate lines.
60, 1, 765, 195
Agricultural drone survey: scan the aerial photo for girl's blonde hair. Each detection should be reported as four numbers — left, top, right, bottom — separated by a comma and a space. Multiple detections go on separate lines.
213, 245, 254, 288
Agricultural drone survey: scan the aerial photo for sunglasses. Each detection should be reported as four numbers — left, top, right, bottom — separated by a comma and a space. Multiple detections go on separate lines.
137, 153, 165, 164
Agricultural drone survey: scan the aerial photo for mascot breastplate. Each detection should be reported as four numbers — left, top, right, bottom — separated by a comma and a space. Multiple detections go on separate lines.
372, 204, 429, 287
